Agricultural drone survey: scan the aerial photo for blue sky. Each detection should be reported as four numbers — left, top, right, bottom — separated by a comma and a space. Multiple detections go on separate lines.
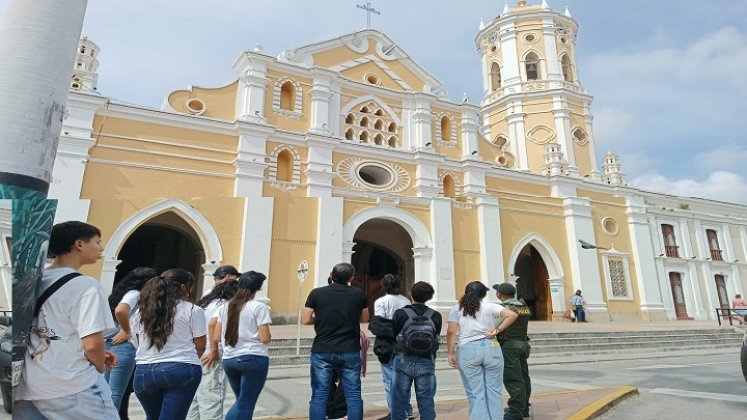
3, 0, 745, 202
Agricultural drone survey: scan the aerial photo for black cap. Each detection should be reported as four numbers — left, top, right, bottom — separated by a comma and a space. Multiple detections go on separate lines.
238, 271, 267, 290
465, 281, 490, 296
492, 283, 516, 296
213, 265, 241, 278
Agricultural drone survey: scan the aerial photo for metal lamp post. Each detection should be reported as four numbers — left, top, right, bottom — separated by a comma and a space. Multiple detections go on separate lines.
296, 260, 309, 356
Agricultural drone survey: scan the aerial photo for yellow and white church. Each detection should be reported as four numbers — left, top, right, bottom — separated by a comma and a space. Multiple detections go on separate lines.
50, 1, 747, 323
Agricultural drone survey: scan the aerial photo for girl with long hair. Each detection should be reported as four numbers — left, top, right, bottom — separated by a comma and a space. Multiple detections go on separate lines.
103, 266, 158, 417
216, 271, 272, 420
446, 281, 518, 420
133, 269, 207, 420
187, 280, 239, 420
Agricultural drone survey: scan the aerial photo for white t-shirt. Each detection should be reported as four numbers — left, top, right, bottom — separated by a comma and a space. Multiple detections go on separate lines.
203, 299, 228, 355
374, 294, 411, 319
135, 301, 207, 365
219, 300, 272, 359
18, 267, 115, 400
447, 301, 504, 346
103, 290, 140, 340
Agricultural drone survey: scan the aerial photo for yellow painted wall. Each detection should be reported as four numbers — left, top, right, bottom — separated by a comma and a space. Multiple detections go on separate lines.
341, 60, 403, 91
167, 81, 238, 121
264, 71, 313, 133
486, 177, 552, 198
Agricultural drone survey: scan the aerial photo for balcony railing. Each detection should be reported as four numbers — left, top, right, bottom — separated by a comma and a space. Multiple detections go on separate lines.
665, 245, 680, 258
710, 249, 723, 261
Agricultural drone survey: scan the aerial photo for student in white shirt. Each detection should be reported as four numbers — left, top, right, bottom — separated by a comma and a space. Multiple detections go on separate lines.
187, 280, 239, 420
16, 221, 119, 420
104, 267, 158, 417
134, 269, 207, 420
216, 271, 272, 420
447, 282, 518, 420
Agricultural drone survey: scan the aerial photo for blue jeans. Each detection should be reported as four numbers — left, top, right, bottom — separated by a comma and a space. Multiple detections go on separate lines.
134, 362, 202, 420
381, 359, 412, 416
574, 305, 586, 322
457, 339, 505, 420
309, 351, 363, 420
104, 340, 136, 410
223, 354, 269, 420
15, 373, 119, 420
392, 354, 436, 420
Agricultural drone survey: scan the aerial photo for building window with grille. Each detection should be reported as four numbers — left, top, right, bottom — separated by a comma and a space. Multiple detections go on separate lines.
602, 252, 633, 300
706, 229, 723, 261
661, 224, 679, 258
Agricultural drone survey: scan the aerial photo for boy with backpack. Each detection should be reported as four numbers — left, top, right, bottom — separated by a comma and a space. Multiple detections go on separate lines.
390, 281, 442, 420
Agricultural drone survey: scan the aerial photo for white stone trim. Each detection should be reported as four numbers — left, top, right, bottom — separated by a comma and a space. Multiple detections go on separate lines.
239, 198, 273, 302
601, 249, 634, 301
314, 198, 344, 288
340, 95, 403, 126
433, 112, 458, 147
267, 144, 302, 191
101, 200, 224, 293
437, 170, 462, 198
272, 77, 303, 117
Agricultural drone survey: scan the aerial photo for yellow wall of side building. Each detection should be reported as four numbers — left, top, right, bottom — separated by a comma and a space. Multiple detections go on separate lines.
167, 81, 238, 121
267, 198, 319, 320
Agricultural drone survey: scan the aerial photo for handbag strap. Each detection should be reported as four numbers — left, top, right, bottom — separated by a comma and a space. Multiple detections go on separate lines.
34, 272, 82, 317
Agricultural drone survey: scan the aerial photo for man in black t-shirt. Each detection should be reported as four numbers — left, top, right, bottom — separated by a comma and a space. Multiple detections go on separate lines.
302, 262, 369, 420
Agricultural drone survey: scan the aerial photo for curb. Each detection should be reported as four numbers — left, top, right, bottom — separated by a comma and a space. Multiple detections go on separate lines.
567, 386, 638, 420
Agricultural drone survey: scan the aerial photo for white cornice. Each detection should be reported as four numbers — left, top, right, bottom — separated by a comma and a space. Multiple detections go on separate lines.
100, 102, 237, 135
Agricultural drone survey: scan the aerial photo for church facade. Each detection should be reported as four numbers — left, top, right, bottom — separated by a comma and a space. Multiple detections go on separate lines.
49, 2, 747, 322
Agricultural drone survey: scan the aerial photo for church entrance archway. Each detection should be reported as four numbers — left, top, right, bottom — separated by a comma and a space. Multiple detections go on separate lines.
351, 218, 414, 317
513, 244, 552, 320
114, 212, 205, 301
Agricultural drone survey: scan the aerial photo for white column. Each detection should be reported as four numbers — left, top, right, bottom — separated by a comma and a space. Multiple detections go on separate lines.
200, 262, 220, 298
553, 99, 576, 169
562, 197, 608, 318
583, 101, 601, 180
412, 94, 433, 148
507, 112, 528, 170
626, 197, 667, 318
234, 55, 270, 123
309, 70, 334, 135
238, 197, 274, 302
477, 197, 504, 294
721, 223, 736, 262
234, 123, 273, 197
0, 0, 88, 193
343, 241, 356, 264
549, 277, 567, 316
52, 199, 92, 232
413, 151, 442, 198
429, 198, 456, 309
460, 106, 480, 159
304, 134, 337, 197
480, 50, 490, 97
314, 197, 343, 288
461, 161, 490, 198
100, 258, 121, 294
542, 21, 562, 82
499, 25, 521, 86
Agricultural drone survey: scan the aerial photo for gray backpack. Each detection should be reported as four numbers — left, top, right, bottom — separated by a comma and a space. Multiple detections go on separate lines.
398, 308, 439, 356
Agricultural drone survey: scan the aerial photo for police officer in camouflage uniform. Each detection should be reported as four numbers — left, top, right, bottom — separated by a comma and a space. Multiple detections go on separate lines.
492, 283, 532, 420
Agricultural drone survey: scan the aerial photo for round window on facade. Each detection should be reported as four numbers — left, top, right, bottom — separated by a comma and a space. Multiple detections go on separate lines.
357, 164, 394, 188
365, 74, 380, 85
186, 98, 206, 115
523, 33, 538, 44
601, 217, 619, 236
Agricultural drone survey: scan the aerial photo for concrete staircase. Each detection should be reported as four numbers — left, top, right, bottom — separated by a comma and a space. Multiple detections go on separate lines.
267, 328, 744, 366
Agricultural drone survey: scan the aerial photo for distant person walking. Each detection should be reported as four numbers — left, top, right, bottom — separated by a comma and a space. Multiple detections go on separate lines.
732, 294, 747, 324
133, 269, 207, 420
368, 274, 414, 420
188, 280, 239, 420
16, 221, 119, 419
493, 283, 532, 420
447, 281, 518, 420
571, 290, 587, 322
105, 267, 158, 418
391, 282, 441, 420
216, 271, 272, 420
303, 262, 369, 420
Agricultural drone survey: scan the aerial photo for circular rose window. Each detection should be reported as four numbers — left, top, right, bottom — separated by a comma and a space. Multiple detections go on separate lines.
357, 164, 393, 188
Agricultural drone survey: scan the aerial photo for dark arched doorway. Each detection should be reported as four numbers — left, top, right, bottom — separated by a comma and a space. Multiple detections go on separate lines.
513, 244, 552, 320
351, 219, 414, 317
114, 212, 205, 301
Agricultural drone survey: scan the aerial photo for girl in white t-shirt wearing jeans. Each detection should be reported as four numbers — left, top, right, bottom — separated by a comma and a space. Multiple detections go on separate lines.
447, 282, 518, 420
104, 267, 158, 416
216, 271, 272, 420
187, 280, 239, 419
133, 269, 207, 420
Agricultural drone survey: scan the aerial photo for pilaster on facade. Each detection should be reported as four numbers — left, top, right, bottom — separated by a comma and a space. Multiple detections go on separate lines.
304, 133, 338, 197
411, 94, 434, 149
552, 97, 577, 169
413, 150, 444, 198
429, 198, 456, 310
309, 68, 336, 136
583, 101, 600, 180
314, 198, 344, 288
476, 197, 504, 292
239, 197, 273, 303
506, 111, 528, 170
497, 23, 521, 87
234, 52, 273, 123
233, 121, 275, 197
459, 105, 480, 159
562, 197, 608, 319
460, 159, 492, 198
625, 197, 667, 318
542, 19, 562, 82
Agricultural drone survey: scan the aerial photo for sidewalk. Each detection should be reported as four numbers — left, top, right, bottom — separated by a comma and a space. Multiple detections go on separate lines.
279, 386, 638, 420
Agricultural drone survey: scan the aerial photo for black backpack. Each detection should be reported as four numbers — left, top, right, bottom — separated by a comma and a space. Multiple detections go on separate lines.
398, 307, 439, 356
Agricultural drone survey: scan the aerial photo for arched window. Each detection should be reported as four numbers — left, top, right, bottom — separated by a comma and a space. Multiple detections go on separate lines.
360, 116, 369, 127
345, 113, 355, 124
490, 62, 502, 90
561, 54, 573, 82
280, 82, 295, 111
374, 134, 383, 145
345, 128, 355, 140
374, 119, 384, 130
276, 150, 293, 182
388, 136, 397, 148
443, 175, 456, 198
441, 116, 452, 141
525, 52, 539, 81
388, 122, 397, 133
359, 131, 369, 142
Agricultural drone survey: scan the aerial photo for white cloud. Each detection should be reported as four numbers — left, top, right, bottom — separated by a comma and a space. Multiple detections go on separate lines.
629, 171, 747, 204
592, 106, 635, 150
696, 144, 747, 172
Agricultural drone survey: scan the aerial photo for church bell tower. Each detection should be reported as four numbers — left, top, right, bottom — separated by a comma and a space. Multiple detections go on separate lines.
476, 0, 599, 179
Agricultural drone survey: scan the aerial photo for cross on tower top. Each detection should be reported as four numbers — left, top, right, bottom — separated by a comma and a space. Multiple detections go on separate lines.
356, 2, 381, 29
